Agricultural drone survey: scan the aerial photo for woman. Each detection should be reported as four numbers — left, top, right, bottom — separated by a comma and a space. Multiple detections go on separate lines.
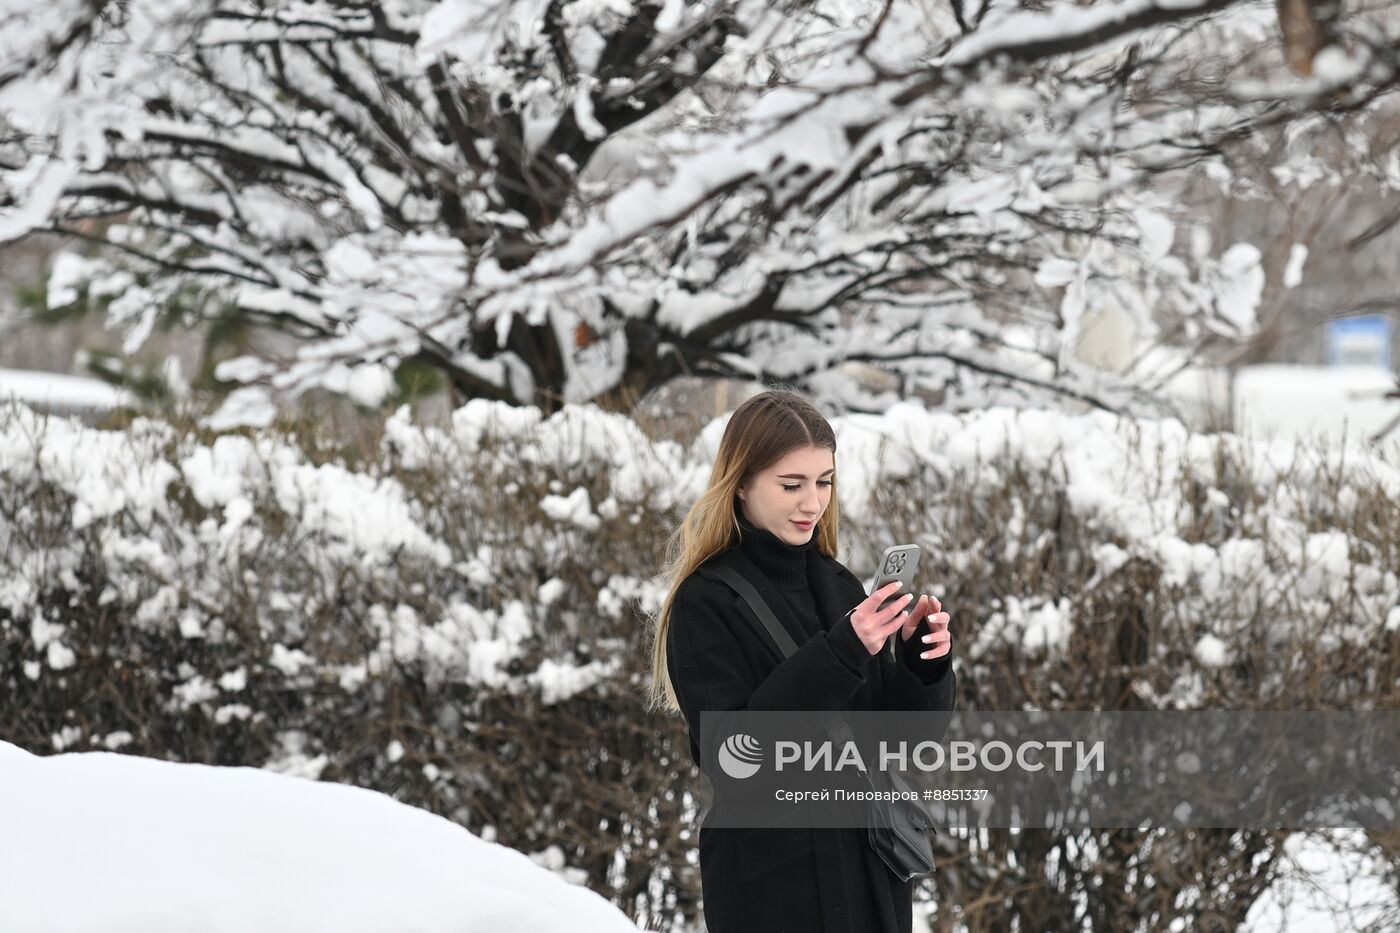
647, 389, 956, 933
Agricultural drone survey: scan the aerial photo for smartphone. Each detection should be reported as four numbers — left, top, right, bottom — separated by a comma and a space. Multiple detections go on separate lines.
869, 544, 921, 660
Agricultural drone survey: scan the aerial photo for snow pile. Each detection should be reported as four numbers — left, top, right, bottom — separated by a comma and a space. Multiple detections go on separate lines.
0, 367, 132, 413
0, 739, 641, 933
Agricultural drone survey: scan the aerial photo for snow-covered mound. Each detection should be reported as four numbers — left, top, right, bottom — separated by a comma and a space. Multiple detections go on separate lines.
0, 740, 641, 933
0, 367, 131, 413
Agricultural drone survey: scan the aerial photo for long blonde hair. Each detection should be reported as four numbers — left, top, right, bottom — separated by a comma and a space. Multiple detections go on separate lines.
646, 389, 843, 715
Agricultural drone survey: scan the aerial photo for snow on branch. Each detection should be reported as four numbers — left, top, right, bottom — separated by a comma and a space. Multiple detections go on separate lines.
2, 0, 1397, 424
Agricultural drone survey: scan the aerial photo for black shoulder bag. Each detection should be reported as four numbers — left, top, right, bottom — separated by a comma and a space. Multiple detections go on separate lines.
702, 565, 938, 883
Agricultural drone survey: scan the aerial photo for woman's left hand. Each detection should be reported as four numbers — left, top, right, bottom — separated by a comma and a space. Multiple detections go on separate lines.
901, 594, 951, 660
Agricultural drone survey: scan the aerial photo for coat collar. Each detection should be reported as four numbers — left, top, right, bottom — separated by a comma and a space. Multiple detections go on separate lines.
703, 541, 866, 664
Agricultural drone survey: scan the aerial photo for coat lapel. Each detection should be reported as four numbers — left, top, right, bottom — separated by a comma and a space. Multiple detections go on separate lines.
808, 550, 867, 632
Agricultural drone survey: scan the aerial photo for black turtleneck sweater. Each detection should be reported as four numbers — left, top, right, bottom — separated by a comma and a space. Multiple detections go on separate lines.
735, 510, 872, 672
735, 510, 954, 686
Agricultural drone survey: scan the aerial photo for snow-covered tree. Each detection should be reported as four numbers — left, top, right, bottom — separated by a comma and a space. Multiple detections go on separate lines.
2, 0, 1398, 425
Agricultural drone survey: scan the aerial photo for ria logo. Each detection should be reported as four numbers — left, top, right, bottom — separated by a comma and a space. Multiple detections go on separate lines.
717, 733, 763, 779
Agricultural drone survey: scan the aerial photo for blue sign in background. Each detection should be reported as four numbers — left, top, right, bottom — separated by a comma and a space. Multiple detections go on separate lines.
1326, 314, 1393, 369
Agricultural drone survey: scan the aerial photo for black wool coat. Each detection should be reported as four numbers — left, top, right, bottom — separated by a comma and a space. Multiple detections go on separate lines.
666, 539, 956, 933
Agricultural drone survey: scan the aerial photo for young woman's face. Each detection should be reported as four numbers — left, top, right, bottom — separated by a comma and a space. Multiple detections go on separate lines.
738, 445, 835, 544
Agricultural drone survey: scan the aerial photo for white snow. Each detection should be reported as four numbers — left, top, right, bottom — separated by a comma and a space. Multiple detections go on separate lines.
529, 656, 623, 705
1212, 242, 1266, 334
1193, 633, 1230, 667
46, 251, 108, 308
1233, 365, 1400, 449
1128, 339, 1400, 451
1283, 243, 1308, 288
0, 367, 132, 413
1243, 830, 1398, 933
346, 363, 397, 407
0, 739, 641, 933
203, 385, 278, 431
1155, 362, 1400, 452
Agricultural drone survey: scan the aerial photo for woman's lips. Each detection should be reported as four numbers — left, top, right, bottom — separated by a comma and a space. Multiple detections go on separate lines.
792, 520, 813, 529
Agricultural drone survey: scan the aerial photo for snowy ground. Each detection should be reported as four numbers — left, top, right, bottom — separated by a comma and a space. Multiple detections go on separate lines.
0, 740, 642, 933
0, 366, 131, 413
1231, 365, 1400, 452
1157, 360, 1400, 455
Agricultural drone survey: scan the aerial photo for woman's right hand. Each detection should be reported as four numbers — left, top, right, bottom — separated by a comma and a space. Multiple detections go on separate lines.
849, 581, 915, 655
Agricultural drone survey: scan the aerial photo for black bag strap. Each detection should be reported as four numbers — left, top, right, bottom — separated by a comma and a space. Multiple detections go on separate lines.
703, 564, 800, 657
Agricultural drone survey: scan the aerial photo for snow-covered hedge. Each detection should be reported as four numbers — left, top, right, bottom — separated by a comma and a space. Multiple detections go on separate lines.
2, 396, 1397, 930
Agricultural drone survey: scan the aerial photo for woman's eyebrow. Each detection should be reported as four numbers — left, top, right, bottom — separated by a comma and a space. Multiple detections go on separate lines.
777, 469, 836, 479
